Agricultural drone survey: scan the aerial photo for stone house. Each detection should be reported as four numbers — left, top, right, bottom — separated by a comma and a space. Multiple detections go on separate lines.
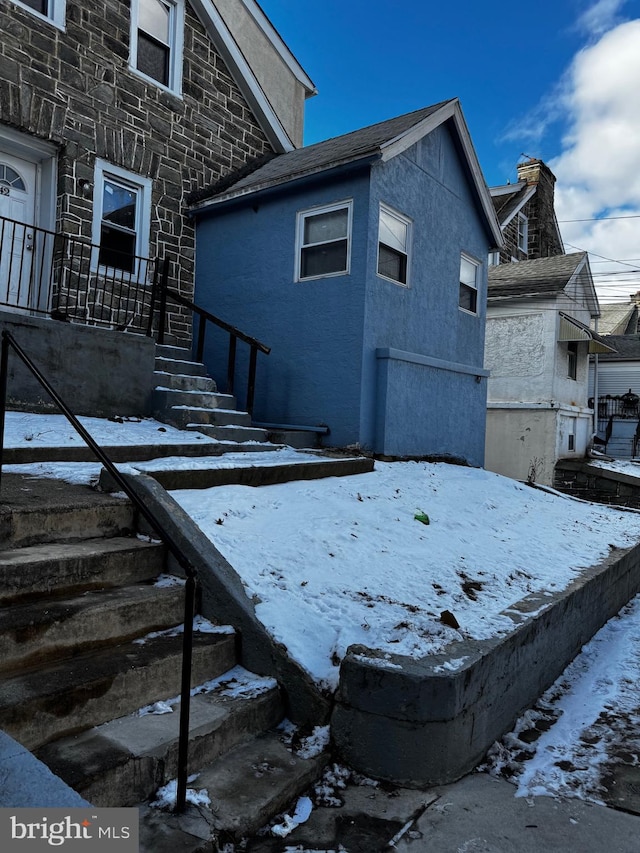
189, 98, 503, 463
0, 0, 314, 414
489, 158, 564, 264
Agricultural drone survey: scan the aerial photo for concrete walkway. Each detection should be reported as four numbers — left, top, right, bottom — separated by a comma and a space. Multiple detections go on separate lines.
246, 772, 640, 852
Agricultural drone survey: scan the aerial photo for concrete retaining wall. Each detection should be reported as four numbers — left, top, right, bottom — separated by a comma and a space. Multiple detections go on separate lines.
1, 312, 156, 418
332, 538, 640, 786
555, 460, 640, 508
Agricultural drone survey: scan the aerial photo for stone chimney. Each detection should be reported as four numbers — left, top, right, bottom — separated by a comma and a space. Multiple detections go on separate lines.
515, 159, 564, 259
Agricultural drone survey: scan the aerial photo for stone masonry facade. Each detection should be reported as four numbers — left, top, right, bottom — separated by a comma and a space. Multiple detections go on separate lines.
498, 159, 564, 264
0, 0, 274, 345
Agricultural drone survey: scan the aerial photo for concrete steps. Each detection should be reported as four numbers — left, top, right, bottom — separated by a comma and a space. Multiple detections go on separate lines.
0, 473, 329, 844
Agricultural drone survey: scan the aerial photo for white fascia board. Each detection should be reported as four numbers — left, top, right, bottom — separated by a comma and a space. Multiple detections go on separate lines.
242, 0, 317, 95
189, 0, 295, 153
566, 253, 600, 318
499, 185, 537, 228
380, 99, 504, 249
491, 182, 527, 196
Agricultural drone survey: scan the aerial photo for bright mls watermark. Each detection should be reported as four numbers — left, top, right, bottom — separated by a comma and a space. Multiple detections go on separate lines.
0, 808, 138, 851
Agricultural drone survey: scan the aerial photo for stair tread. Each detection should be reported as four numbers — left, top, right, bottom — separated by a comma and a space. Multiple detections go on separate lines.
35, 666, 281, 802
0, 536, 162, 566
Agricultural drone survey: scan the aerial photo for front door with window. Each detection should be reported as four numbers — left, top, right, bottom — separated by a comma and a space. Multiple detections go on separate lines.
0, 151, 39, 310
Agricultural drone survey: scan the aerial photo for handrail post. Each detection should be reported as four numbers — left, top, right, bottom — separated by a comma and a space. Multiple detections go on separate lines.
157, 257, 170, 345
175, 574, 196, 813
246, 345, 258, 417
227, 335, 236, 395
196, 317, 206, 363
0, 332, 9, 491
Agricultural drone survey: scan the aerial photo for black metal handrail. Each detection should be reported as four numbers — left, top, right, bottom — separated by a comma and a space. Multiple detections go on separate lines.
0, 214, 158, 333
0, 330, 195, 813
151, 264, 271, 416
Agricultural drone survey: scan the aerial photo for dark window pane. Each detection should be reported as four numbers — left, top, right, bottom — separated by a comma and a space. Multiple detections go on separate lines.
301, 241, 347, 278
304, 209, 348, 244
21, 0, 47, 13
99, 225, 136, 273
137, 31, 169, 85
378, 244, 407, 284
459, 282, 477, 313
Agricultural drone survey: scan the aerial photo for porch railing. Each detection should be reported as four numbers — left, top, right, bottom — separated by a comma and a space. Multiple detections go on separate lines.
0, 215, 271, 414
0, 329, 196, 814
151, 268, 271, 416
0, 215, 158, 333
592, 393, 640, 424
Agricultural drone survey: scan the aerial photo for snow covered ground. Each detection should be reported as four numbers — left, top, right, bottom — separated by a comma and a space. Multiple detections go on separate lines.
4, 411, 640, 809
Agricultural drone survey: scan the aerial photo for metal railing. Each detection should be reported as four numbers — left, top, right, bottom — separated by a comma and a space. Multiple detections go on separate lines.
151, 267, 271, 415
0, 215, 158, 333
0, 330, 196, 814
593, 393, 640, 422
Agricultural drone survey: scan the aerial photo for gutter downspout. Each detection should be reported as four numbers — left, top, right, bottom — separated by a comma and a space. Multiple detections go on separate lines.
593, 317, 599, 441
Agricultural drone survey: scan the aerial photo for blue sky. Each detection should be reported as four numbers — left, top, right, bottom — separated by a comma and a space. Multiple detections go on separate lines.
261, 0, 640, 300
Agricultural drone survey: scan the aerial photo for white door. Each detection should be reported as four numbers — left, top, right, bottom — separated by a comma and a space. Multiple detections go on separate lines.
0, 152, 38, 310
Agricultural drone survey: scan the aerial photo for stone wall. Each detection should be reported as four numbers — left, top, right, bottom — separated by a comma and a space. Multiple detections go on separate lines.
0, 0, 275, 345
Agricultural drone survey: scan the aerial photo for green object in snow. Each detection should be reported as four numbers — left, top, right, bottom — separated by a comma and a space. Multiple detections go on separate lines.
414, 511, 430, 525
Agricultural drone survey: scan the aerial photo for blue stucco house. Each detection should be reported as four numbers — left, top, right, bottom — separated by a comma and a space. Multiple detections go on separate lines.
189, 98, 503, 465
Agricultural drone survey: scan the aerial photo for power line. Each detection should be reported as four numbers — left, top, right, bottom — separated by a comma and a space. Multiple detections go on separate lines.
558, 214, 640, 223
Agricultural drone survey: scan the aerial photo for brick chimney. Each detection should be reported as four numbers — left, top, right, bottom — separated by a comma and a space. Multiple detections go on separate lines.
515, 159, 564, 259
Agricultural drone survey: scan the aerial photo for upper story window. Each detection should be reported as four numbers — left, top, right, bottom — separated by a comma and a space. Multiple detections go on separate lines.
377, 204, 411, 286
517, 213, 528, 254
296, 201, 352, 281
488, 251, 500, 266
459, 254, 480, 314
130, 0, 184, 94
92, 160, 152, 275
13, 0, 65, 28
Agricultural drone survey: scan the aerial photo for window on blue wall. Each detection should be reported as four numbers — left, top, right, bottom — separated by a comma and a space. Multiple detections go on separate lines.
459, 254, 479, 314
296, 201, 352, 280
377, 204, 411, 286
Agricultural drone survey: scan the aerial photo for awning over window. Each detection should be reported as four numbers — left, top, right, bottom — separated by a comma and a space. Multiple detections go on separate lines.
558, 312, 617, 354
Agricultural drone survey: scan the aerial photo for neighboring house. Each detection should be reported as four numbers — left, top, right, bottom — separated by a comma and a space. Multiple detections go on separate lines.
489, 158, 564, 265
0, 0, 314, 414
484, 252, 613, 485
591, 297, 640, 336
188, 98, 503, 464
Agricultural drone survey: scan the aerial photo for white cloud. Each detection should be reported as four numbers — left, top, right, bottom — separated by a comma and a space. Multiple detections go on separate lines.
548, 17, 640, 301
575, 0, 629, 37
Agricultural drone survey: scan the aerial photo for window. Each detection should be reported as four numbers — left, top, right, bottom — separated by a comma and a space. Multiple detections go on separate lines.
130, 0, 184, 93
517, 213, 528, 254
567, 341, 578, 380
377, 204, 411, 285
459, 254, 479, 314
488, 251, 500, 266
14, 0, 65, 27
92, 160, 151, 274
296, 201, 352, 281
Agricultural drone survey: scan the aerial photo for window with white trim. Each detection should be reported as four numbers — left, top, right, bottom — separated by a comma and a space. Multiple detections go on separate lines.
567, 341, 578, 380
517, 213, 528, 253
130, 0, 184, 93
296, 201, 352, 281
488, 251, 500, 266
92, 161, 152, 274
459, 254, 479, 314
377, 204, 411, 286
14, 0, 65, 28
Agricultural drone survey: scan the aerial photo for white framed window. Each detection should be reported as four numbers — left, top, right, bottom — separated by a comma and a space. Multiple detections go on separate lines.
130, 0, 184, 94
459, 254, 480, 314
567, 341, 578, 380
91, 160, 152, 275
13, 0, 65, 28
377, 203, 411, 286
295, 200, 352, 281
488, 251, 500, 266
517, 213, 528, 254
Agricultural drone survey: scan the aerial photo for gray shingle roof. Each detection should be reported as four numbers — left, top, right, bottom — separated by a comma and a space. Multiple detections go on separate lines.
593, 303, 638, 335
190, 100, 454, 206
488, 253, 589, 300
596, 334, 640, 361
490, 182, 530, 225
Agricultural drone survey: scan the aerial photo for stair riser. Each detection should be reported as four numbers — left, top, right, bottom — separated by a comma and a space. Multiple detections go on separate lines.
155, 345, 192, 361
0, 637, 237, 751
166, 407, 250, 429
151, 389, 230, 412
155, 357, 206, 377
0, 586, 184, 674
188, 425, 269, 443
3, 504, 136, 550
154, 372, 217, 393
0, 541, 166, 605
76, 691, 284, 807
